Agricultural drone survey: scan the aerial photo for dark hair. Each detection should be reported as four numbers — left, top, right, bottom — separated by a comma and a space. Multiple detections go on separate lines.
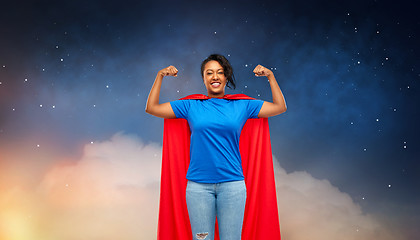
200, 54, 236, 89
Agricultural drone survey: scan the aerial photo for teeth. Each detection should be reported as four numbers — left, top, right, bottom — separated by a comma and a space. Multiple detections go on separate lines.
211, 82, 220, 87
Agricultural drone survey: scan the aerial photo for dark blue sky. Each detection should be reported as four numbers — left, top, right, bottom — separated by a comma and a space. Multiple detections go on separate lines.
1, 0, 419, 238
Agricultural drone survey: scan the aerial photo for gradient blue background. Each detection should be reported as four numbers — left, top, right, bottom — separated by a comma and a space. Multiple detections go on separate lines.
1, 0, 418, 238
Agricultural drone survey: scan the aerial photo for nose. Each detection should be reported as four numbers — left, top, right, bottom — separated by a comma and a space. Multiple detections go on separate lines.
212, 72, 219, 80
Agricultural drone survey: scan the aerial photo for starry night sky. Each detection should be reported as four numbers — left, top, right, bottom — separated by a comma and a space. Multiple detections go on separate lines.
0, 0, 419, 239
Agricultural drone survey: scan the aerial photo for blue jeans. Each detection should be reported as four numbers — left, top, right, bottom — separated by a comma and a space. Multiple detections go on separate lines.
186, 180, 247, 240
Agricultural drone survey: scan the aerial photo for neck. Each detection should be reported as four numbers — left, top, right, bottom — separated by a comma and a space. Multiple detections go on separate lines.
208, 92, 225, 98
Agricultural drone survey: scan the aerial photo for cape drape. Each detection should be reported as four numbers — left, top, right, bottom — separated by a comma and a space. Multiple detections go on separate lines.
157, 94, 281, 240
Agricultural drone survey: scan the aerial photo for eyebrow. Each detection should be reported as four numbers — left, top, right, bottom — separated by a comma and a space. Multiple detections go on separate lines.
206, 68, 224, 72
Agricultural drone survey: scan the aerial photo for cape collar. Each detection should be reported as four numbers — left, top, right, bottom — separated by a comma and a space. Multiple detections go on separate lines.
179, 94, 255, 100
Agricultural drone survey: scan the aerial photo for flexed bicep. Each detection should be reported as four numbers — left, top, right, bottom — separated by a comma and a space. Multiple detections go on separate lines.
145, 66, 179, 119
253, 64, 287, 118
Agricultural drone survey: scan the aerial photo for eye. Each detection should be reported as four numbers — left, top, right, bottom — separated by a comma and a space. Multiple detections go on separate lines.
206, 72, 213, 75
218, 71, 224, 75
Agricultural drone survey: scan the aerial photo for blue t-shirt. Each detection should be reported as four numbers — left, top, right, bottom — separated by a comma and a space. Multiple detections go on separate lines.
170, 98, 264, 183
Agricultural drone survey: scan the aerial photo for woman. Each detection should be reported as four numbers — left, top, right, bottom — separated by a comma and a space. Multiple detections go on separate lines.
146, 54, 286, 240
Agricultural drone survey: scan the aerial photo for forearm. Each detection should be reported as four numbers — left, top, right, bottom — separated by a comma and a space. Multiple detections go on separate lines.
145, 73, 164, 114
145, 68, 177, 119
267, 73, 287, 111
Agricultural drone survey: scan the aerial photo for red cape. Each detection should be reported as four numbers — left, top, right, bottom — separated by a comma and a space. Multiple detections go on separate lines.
157, 94, 281, 240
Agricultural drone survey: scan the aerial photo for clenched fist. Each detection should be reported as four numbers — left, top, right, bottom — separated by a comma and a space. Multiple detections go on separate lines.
253, 64, 273, 77
158, 65, 178, 77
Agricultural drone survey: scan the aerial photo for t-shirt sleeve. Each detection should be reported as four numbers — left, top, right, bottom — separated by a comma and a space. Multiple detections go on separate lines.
170, 100, 191, 119
246, 99, 264, 119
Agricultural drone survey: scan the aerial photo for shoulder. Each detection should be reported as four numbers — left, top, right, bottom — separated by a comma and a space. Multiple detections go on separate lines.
232, 99, 263, 105
171, 99, 204, 109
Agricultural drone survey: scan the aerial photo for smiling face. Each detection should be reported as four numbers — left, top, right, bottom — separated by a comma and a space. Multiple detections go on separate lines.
203, 60, 227, 98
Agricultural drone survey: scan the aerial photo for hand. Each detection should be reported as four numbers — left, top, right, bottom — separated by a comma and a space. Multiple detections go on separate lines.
253, 64, 273, 77
158, 65, 178, 77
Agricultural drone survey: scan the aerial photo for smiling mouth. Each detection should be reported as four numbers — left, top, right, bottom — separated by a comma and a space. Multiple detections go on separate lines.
211, 82, 221, 87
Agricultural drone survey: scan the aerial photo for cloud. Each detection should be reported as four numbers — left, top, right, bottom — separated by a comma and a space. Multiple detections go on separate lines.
38, 133, 162, 207
273, 157, 399, 240
0, 133, 400, 240
37, 133, 162, 240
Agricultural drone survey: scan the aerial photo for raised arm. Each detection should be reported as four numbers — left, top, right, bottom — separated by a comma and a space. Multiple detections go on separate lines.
145, 66, 178, 119
253, 65, 287, 118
